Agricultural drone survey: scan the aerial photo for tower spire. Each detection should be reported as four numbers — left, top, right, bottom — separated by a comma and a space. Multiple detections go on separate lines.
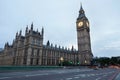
19, 30, 22, 36
79, 3, 84, 14
77, 3, 86, 20
26, 25, 28, 34
16, 32, 18, 38
42, 27, 44, 36
80, 2, 83, 10
31, 22, 33, 30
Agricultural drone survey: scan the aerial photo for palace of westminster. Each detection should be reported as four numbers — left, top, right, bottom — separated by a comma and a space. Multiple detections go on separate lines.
0, 5, 93, 66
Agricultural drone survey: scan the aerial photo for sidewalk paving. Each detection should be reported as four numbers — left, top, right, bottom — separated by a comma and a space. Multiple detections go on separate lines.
114, 72, 120, 80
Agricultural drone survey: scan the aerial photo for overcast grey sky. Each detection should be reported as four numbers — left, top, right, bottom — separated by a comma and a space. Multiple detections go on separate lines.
0, 0, 120, 57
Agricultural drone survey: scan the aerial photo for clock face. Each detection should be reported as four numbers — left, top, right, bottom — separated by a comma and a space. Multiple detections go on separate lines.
78, 21, 83, 27
86, 22, 89, 27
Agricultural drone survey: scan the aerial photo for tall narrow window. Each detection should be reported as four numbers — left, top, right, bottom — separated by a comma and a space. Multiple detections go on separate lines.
23, 58, 27, 65
37, 50, 39, 56
30, 58, 33, 65
31, 48, 34, 56
36, 58, 39, 65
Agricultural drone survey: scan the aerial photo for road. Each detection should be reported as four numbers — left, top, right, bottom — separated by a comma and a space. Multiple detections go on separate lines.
115, 72, 120, 80
0, 68, 119, 80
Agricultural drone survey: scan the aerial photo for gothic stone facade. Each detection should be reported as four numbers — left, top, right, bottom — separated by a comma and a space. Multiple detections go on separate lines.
0, 5, 93, 66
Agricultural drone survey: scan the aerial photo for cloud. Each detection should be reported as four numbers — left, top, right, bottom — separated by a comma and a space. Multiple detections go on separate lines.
100, 41, 120, 51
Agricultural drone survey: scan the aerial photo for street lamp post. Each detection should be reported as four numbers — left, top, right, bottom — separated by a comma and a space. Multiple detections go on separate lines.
60, 57, 64, 66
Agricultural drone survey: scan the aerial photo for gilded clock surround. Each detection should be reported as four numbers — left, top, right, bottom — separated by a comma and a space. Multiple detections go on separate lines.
78, 21, 83, 27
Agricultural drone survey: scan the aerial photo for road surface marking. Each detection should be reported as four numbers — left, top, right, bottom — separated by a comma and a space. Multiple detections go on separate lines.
74, 76, 79, 79
0, 77, 12, 80
96, 74, 108, 80
80, 74, 86, 77
103, 74, 107, 77
87, 74, 90, 77
58, 71, 65, 73
90, 74, 95, 76
25, 73, 48, 77
66, 78, 72, 80
96, 77, 101, 80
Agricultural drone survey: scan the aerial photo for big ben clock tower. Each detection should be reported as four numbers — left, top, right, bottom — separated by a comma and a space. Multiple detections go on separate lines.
76, 5, 93, 65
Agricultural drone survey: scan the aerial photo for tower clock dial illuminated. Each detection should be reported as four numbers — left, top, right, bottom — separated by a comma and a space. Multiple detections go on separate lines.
78, 21, 83, 27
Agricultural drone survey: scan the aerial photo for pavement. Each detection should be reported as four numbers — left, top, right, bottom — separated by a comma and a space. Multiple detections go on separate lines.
114, 72, 120, 80
0, 67, 119, 80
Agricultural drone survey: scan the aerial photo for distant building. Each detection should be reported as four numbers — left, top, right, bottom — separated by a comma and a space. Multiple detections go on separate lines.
0, 5, 93, 66
0, 48, 3, 51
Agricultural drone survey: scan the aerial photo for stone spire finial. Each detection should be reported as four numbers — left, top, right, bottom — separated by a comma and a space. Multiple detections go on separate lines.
19, 30, 22, 36
42, 27, 44, 35
80, 2, 83, 10
26, 25, 28, 33
71, 45, 74, 51
6, 42, 9, 46
16, 32, 18, 38
77, 3, 86, 20
79, 3, 84, 14
47, 40, 50, 46
31, 22, 33, 30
